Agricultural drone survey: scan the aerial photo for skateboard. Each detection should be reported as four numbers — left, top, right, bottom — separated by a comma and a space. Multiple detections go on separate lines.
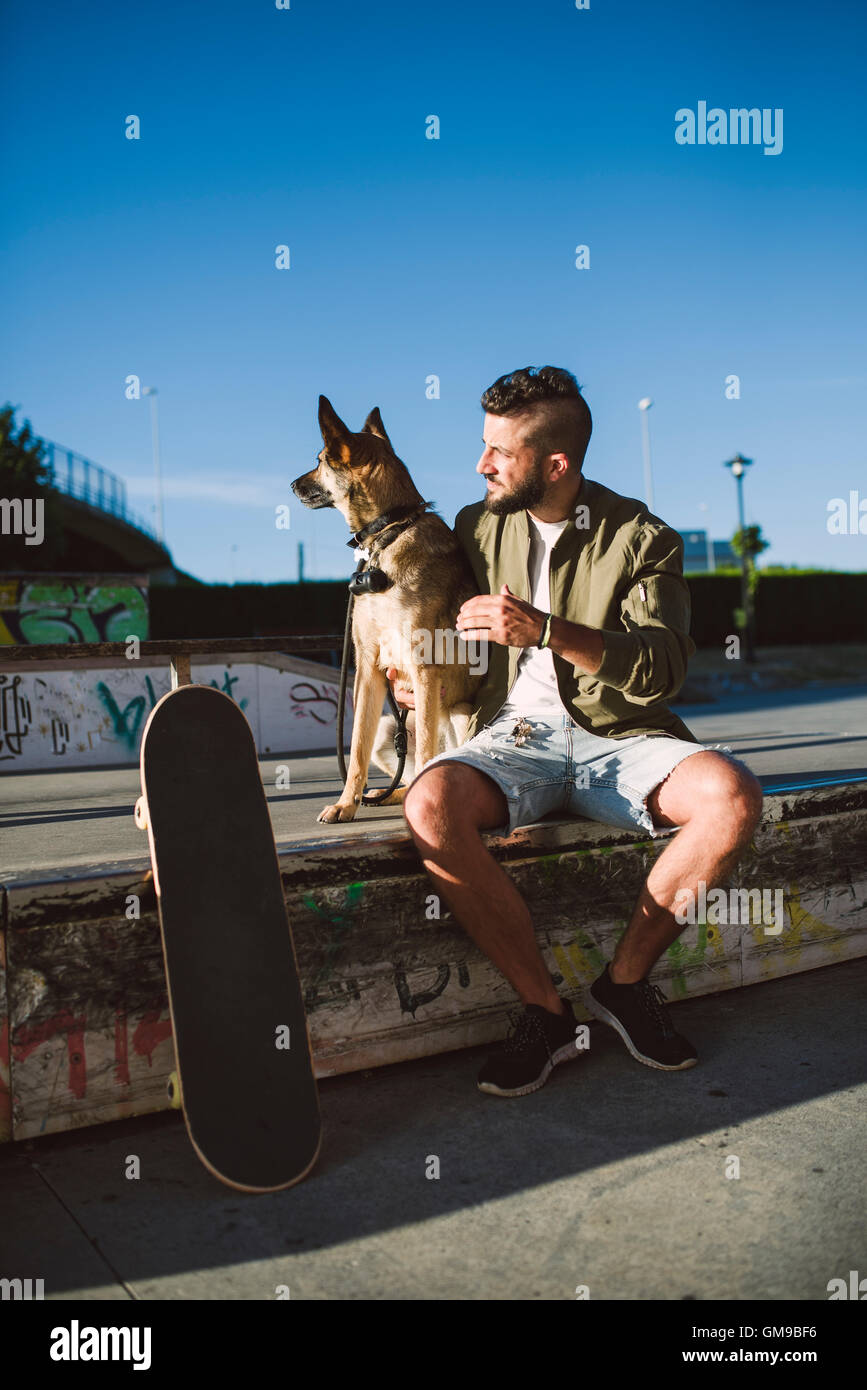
135, 683, 321, 1192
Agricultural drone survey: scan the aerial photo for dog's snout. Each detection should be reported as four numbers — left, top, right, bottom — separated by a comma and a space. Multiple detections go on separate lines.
291, 472, 333, 510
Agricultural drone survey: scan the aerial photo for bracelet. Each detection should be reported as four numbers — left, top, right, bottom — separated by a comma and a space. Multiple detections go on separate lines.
537, 613, 553, 649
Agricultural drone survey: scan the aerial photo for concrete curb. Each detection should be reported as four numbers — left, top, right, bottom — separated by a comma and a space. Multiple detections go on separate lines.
2, 782, 866, 1143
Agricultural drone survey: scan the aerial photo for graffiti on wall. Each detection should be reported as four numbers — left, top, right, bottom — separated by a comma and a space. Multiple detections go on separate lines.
0, 662, 352, 769
289, 681, 338, 725
0, 578, 149, 645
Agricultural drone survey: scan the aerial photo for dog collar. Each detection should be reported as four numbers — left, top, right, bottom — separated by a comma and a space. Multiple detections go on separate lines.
348, 564, 391, 596
347, 501, 431, 553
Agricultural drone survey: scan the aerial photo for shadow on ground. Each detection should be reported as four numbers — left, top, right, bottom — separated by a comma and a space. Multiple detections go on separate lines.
2, 958, 864, 1294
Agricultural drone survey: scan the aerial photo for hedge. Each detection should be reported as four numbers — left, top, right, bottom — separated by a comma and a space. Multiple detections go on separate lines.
149, 574, 867, 649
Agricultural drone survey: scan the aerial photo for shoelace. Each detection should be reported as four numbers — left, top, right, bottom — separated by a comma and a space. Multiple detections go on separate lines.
501, 1009, 552, 1057
636, 981, 676, 1040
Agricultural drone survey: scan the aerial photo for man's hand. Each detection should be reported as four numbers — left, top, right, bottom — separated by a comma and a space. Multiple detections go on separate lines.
385, 669, 449, 709
455, 585, 605, 674
386, 667, 416, 710
456, 584, 544, 647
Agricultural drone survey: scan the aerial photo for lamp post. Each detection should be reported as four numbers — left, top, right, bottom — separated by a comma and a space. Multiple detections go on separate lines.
698, 503, 715, 572
638, 398, 654, 512
142, 386, 164, 544
724, 452, 755, 663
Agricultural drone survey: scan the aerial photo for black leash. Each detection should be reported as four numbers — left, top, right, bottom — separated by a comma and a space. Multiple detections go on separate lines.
336, 555, 409, 806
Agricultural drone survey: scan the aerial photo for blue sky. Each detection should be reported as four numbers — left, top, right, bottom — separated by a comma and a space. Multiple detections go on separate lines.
3, 0, 865, 581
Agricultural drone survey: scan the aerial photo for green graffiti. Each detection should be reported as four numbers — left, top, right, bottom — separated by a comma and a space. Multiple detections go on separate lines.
666, 918, 710, 998
17, 581, 148, 645
96, 682, 148, 751
209, 668, 249, 711
95, 675, 158, 752
301, 881, 366, 984
573, 930, 606, 976
536, 852, 564, 884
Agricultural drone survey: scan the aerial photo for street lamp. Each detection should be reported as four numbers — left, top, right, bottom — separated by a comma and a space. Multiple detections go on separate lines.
698, 503, 715, 573
142, 386, 164, 544
638, 398, 654, 512
724, 452, 755, 663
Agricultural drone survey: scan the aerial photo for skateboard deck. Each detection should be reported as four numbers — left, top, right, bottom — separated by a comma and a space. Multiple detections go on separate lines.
136, 683, 321, 1192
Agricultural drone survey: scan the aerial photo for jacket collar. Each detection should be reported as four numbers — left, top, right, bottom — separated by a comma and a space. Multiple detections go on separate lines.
509, 475, 599, 550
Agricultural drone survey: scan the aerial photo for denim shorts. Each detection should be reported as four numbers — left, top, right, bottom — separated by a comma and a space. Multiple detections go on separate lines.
413, 709, 714, 839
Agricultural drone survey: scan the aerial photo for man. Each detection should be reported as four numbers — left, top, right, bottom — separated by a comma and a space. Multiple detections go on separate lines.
394, 365, 763, 1098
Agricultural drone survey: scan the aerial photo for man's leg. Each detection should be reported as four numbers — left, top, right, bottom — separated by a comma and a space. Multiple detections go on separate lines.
610, 750, 764, 984
585, 749, 764, 1070
402, 760, 565, 1016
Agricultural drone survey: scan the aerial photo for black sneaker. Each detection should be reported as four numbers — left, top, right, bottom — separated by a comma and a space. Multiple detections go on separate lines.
585, 965, 698, 1071
477, 999, 583, 1097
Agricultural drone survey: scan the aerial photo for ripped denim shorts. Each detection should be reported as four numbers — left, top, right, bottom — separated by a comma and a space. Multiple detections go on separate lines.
412, 708, 716, 838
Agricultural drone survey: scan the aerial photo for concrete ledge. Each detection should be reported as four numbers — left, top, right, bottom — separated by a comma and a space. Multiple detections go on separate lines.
0, 647, 350, 771
2, 783, 866, 1142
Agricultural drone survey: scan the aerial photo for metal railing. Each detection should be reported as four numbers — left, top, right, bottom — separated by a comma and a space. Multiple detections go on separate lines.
44, 442, 161, 544
0, 636, 344, 663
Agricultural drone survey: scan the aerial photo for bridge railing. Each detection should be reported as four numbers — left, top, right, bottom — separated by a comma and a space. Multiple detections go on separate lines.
44, 442, 161, 544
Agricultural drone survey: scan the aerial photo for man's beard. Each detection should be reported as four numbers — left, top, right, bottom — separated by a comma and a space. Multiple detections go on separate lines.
482, 462, 547, 516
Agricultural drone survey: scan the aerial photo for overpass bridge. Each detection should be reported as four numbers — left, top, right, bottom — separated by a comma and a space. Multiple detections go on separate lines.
44, 441, 174, 574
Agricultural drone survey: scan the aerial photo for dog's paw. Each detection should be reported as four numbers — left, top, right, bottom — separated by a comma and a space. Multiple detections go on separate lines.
380, 786, 408, 806
317, 803, 357, 824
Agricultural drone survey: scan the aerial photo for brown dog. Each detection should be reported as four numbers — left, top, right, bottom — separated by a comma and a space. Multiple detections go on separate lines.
292, 396, 485, 823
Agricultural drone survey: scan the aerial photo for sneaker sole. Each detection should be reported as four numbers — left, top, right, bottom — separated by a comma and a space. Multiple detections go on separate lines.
584, 994, 698, 1071
477, 1040, 582, 1098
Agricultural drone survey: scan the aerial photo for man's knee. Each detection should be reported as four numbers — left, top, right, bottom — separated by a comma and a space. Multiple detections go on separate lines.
708, 756, 763, 829
656, 750, 763, 838
736, 764, 764, 830
403, 768, 444, 832
404, 761, 505, 837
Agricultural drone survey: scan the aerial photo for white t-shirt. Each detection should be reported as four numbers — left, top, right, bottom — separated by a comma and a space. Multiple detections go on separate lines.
498, 513, 570, 720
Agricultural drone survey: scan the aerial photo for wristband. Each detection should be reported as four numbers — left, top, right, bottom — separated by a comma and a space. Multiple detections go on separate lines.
537, 613, 553, 649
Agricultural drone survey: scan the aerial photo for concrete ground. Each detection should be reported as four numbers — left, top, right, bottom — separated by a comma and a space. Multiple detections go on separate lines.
1, 958, 864, 1301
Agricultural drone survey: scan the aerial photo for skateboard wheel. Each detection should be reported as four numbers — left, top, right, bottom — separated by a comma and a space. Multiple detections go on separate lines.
167, 1070, 183, 1109
134, 796, 149, 830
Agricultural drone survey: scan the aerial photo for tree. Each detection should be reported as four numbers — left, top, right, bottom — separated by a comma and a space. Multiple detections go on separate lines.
731, 523, 770, 567
1, 404, 51, 486
0, 404, 64, 569
731, 523, 770, 598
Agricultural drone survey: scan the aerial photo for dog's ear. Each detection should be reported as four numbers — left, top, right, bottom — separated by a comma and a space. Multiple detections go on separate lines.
362, 407, 392, 449
318, 396, 352, 462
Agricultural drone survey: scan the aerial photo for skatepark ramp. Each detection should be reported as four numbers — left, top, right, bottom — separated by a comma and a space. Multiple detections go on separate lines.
2, 777, 865, 1143
0, 637, 346, 770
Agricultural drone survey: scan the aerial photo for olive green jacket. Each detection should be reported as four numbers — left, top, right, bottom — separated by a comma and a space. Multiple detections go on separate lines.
454, 475, 699, 743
